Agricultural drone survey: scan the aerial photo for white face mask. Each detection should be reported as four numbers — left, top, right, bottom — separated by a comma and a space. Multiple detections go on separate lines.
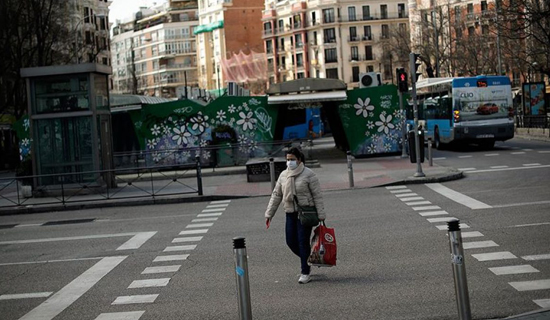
287, 160, 298, 170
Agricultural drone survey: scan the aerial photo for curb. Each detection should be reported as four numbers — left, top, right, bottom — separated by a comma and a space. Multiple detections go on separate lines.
373, 169, 464, 188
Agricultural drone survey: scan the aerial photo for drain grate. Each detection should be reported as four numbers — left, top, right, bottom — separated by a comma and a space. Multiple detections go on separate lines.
42, 218, 96, 226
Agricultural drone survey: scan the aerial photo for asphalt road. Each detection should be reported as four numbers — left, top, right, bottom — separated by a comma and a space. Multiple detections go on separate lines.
0, 138, 548, 320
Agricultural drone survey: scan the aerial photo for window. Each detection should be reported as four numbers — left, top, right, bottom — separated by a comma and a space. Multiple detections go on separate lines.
364, 26, 372, 40
295, 34, 303, 47
311, 11, 316, 25
349, 27, 357, 41
383, 63, 391, 80
325, 48, 337, 63
482, 25, 489, 35
380, 5, 388, 19
398, 4, 406, 18
468, 26, 475, 35
399, 23, 407, 34
348, 7, 356, 21
352, 66, 360, 82
455, 6, 461, 22
297, 72, 305, 79
326, 68, 339, 79
362, 6, 370, 20
264, 22, 272, 34
323, 28, 336, 43
367, 65, 374, 72
312, 31, 317, 45
381, 25, 389, 39
281, 56, 286, 68
481, 1, 488, 12
351, 46, 359, 60
280, 38, 285, 50
297, 53, 304, 67
278, 20, 284, 32
266, 40, 273, 54
365, 46, 373, 60
323, 8, 335, 23
467, 3, 473, 14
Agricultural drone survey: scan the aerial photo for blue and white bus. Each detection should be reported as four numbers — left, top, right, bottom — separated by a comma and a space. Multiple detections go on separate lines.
414, 75, 515, 149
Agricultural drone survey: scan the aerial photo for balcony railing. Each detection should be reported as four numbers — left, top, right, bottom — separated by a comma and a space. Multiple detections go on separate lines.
349, 54, 367, 62
338, 12, 409, 22
324, 38, 337, 44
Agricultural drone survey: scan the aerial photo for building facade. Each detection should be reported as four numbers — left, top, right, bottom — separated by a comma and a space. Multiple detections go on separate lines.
195, 0, 265, 92
261, 0, 409, 88
110, 0, 200, 97
72, 0, 111, 65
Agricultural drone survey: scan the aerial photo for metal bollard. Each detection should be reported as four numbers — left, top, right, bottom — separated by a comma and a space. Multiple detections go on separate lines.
346, 151, 354, 188
269, 158, 276, 191
447, 220, 472, 320
233, 237, 252, 320
195, 155, 203, 196
428, 137, 433, 167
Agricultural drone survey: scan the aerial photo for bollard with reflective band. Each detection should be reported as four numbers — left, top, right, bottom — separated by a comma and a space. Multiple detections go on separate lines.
233, 237, 252, 320
447, 220, 472, 320
428, 138, 433, 167
346, 151, 354, 188
269, 158, 276, 192
195, 155, 203, 196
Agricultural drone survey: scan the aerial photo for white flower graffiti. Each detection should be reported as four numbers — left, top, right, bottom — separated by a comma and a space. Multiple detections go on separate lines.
238, 136, 248, 145
236, 111, 257, 131
354, 97, 375, 118
23, 119, 30, 131
152, 152, 162, 162
375, 114, 395, 134
190, 112, 209, 133
366, 121, 375, 130
172, 126, 192, 145
228, 105, 236, 113
216, 110, 226, 121
151, 124, 161, 136
199, 139, 208, 147
147, 139, 158, 149
21, 138, 30, 147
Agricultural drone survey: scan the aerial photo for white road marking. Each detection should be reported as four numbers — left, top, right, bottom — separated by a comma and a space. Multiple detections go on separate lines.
117, 232, 157, 251
197, 213, 223, 217
432, 157, 446, 160
0, 257, 104, 266
163, 245, 196, 252
406, 201, 432, 206
94, 311, 145, 320
522, 149, 534, 151
489, 265, 539, 275
458, 168, 476, 171
534, 299, 550, 308
538, 151, 550, 154
467, 164, 550, 173
179, 229, 208, 235
511, 152, 526, 155
509, 279, 550, 291
427, 217, 457, 223
425, 183, 492, 209
522, 254, 550, 261
510, 221, 550, 227
395, 193, 418, 197
206, 204, 229, 208
142, 265, 181, 274
386, 186, 407, 189
412, 205, 441, 211
172, 236, 203, 243
523, 163, 541, 166
202, 208, 226, 212
458, 155, 473, 158
418, 210, 449, 216
112, 295, 158, 305
153, 254, 189, 262
0, 232, 138, 245
210, 200, 231, 204
399, 197, 424, 201
463, 241, 499, 249
436, 224, 469, 230
19, 256, 126, 320
15, 224, 43, 228
490, 166, 509, 169
128, 278, 170, 289
471, 252, 517, 261
484, 153, 499, 156
461, 231, 484, 238
0, 292, 53, 300
390, 189, 412, 194
497, 202, 550, 209
192, 218, 218, 222
186, 223, 214, 228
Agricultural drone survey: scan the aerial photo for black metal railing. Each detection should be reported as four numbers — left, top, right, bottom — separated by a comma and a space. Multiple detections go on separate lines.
516, 115, 550, 129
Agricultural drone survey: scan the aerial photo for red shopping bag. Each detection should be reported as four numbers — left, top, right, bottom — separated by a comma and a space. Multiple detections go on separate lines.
308, 222, 337, 267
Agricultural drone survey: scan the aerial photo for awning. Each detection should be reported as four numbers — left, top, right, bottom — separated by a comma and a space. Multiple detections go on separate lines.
415, 77, 454, 90
268, 91, 347, 104
193, 21, 224, 35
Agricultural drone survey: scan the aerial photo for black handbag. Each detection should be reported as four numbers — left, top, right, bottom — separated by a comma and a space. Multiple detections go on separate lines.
294, 195, 319, 227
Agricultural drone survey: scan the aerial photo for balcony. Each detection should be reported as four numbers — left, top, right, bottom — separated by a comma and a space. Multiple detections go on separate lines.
348, 36, 360, 42
349, 54, 366, 62
338, 12, 409, 22
362, 34, 373, 41
263, 29, 274, 36
324, 38, 337, 44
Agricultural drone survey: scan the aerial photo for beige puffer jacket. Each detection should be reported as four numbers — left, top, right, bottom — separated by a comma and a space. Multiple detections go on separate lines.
265, 166, 326, 220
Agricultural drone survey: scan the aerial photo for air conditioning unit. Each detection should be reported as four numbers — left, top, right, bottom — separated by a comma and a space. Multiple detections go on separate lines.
242, 89, 250, 96
359, 72, 382, 88
238, 87, 244, 96
228, 82, 238, 96
192, 87, 200, 99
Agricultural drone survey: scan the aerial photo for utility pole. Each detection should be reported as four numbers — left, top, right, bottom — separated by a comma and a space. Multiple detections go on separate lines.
409, 52, 425, 177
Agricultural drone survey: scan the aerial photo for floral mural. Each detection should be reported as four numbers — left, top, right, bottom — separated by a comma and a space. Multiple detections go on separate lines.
338, 85, 405, 157
13, 116, 32, 162
138, 96, 278, 166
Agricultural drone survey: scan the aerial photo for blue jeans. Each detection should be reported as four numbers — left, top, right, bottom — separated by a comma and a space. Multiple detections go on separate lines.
285, 212, 313, 275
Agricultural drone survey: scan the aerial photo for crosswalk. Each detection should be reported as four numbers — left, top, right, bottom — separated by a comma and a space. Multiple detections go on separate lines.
386, 185, 550, 309
93, 200, 232, 320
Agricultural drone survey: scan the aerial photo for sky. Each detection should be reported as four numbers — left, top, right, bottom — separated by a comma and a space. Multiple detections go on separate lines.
109, 0, 167, 24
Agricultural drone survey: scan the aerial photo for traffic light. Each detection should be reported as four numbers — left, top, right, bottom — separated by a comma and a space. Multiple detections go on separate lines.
396, 68, 408, 93
409, 53, 422, 84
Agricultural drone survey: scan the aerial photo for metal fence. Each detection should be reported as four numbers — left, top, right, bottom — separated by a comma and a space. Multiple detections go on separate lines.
0, 161, 203, 209
516, 115, 550, 129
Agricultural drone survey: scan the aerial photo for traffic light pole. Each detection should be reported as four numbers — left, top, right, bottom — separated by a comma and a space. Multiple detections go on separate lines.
409, 52, 425, 177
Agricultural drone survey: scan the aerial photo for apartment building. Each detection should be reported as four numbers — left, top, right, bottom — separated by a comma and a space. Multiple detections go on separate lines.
261, 0, 409, 88
194, 0, 264, 92
72, 0, 111, 65
110, 0, 200, 97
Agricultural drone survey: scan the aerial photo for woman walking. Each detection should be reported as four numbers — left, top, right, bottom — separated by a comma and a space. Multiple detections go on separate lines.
265, 147, 325, 284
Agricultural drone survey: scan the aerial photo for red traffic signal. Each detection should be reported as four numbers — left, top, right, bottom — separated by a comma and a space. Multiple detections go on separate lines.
396, 68, 408, 93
